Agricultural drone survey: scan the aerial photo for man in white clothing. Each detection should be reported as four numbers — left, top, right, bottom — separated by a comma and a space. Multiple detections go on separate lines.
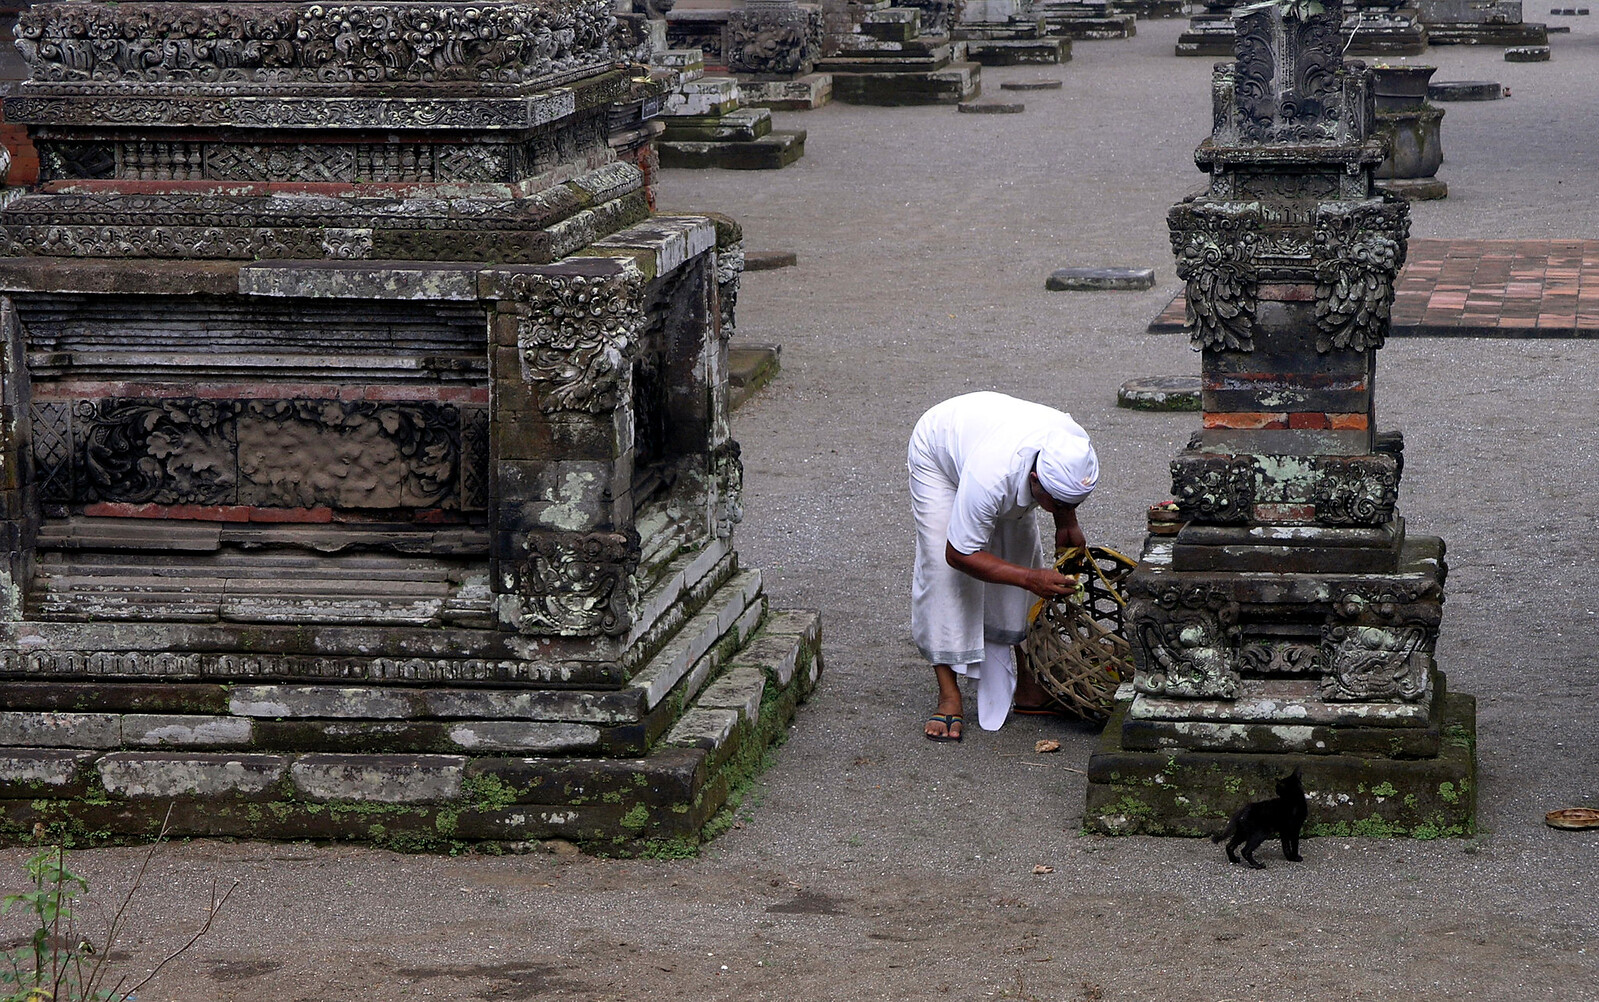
906, 391, 1100, 741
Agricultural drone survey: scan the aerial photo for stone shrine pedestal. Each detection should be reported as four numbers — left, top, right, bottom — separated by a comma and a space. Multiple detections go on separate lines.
0, 0, 821, 853
1086, 0, 1476, 839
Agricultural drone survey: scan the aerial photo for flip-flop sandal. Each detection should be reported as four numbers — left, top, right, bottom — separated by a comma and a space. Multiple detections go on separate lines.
1545, 808, 1599, 830
1012, 704, 1069, 718
925, 713, 963, 743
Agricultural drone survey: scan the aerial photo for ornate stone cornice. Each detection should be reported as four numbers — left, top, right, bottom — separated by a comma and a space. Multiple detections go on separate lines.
16, 0, 619, 91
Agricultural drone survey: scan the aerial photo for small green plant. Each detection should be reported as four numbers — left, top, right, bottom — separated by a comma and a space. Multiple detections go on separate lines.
0, 814, 236, 1001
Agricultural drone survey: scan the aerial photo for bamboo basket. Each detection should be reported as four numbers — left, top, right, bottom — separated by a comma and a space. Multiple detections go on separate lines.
1018, 546, 1136, 722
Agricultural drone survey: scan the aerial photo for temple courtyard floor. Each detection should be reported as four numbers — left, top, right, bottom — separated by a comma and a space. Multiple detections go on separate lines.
4, 14, 1599, 1001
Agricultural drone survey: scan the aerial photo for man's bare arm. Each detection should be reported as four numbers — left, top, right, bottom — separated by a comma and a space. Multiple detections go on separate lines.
945, 543, 1074, 598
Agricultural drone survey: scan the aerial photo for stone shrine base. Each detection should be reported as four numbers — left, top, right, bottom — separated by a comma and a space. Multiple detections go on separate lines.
0, 597, 821, 855
1085, 688, 1476, 839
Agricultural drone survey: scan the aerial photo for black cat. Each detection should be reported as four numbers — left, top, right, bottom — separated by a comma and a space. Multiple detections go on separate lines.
1212, 767, 1307, 869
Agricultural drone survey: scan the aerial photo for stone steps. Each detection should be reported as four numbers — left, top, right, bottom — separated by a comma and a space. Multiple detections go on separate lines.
0, 608, 822, 851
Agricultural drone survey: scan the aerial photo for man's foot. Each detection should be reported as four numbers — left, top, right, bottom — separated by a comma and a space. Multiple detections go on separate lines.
925, 713, 963, 743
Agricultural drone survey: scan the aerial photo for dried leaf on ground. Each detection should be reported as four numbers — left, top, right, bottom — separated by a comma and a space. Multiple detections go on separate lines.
1032, 865, 1054, 875
1034, 739, 1061, 754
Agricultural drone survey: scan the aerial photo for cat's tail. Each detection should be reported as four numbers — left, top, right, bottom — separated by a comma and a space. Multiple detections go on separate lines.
1210, 817, 1235, 844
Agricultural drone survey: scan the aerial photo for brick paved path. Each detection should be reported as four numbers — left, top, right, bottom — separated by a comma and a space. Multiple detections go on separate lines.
1149, 237, 1599, 338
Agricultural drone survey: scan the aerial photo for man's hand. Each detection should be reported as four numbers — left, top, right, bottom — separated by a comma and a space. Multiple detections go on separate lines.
1023, 566, 1076, 599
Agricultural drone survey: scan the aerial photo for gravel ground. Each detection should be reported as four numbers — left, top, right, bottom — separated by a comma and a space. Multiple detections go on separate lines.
4, 16, 1598, 1001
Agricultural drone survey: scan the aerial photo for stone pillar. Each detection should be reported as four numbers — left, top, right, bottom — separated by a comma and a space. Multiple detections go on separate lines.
1086, 0, 1476, 840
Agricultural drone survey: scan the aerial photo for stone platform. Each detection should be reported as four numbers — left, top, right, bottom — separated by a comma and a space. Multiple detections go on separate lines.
1085, 688, 1477, 838
1150, 238, 1599, 338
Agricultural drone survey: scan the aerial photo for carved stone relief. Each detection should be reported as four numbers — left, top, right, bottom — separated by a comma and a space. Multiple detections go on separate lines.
510, 530, 639, 636
1169, 201, 1260, 352
1313, 199, 1411, 353
1171, 453, 1255, 524
31, 397, 483, 511
1129, 584, 1241, 698
1238, 640, 1322, 675
724, 7, 814, 77
515, 268, 647, 414
1308, 456, 1398, 525
1318, 623, 1428, 701
15, 0, 619, 89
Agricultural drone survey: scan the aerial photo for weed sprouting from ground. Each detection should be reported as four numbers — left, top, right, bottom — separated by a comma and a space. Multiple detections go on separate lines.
0, 812, 237, 1001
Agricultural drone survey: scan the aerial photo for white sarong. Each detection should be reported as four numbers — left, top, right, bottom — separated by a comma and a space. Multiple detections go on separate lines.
908, 433, 1043, 731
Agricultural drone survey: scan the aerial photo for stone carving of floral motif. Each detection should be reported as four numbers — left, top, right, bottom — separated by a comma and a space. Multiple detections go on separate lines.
1233, 5, 1346, 144
1169, 201, 1260, 352
514, 531, 639, 636
15, 0, 617, 88
516, 268, 647, 414
73, 399, 240, 505
1318, 623, 1428, 701
1129, 584, 1241, 698
32, 397, 472, 509
1312, 198, 1410, 352
1171, 453, 1255, 524
1308, 455, 1399, 525
1238, 640, 1322, 675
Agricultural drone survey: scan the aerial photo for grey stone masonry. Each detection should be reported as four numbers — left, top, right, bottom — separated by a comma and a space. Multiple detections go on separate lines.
291, 754, 467, 804
99, 752, 289, 798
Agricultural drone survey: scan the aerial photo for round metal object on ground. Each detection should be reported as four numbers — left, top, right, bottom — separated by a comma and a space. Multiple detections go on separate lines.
1000, 79, 1065, 91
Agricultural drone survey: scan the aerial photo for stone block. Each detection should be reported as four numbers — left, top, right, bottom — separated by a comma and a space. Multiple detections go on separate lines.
657, 130, 807, 171
0, 711, 121, 749
1504, 44, 1551, 59
743, 251, 798, 271
957, 99, 1025, 113
444, 721, 601, 753
738, 74, 834, 111
291, 753, 466, 803
1416, 0, 1520, 22
1118, 375, 1201, 411
0, 682, 229, 715
696, 665, 768, 723
665, 707, 741, 750
962, 38, 1069, 64
98, 752, 289, 798
0, 748, 97, 792
1046, 266, 1156, 291
422, 688, 643, 724
1000, 78, 1064, 90
229, 686, 420, 719
237, 261, 482, 301
123, 715, 254, 748
659, 108, 774, 143
466, 747, 706, 806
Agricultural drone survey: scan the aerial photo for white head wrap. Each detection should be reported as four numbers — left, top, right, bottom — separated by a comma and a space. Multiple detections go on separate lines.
1034, 428, 1098, 505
